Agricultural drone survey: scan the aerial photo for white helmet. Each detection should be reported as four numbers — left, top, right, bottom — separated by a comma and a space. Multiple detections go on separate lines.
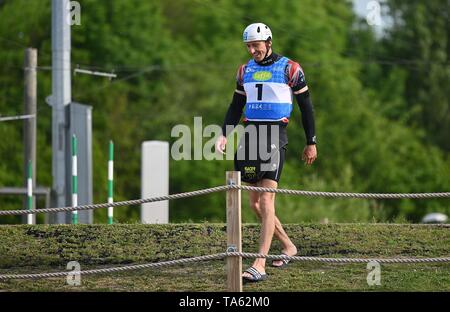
243, 23, 272, 43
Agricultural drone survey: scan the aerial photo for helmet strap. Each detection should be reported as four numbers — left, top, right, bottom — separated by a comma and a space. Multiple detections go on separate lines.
264, 40, 272, 60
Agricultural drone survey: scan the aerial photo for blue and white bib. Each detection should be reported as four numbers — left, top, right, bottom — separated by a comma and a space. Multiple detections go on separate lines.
243, 57, 292, 122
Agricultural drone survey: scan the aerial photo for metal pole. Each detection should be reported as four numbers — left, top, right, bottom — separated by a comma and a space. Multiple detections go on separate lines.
23, 48, 37, 225
108, 140, 114, 224
0, 114, 35, 122
27, 160, 33, 225
226, 171, 242, 292
72, 134, 78, 224
51, 0, 71, 223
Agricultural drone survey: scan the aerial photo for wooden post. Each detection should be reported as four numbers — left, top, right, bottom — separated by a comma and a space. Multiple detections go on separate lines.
226, 171, 242, 292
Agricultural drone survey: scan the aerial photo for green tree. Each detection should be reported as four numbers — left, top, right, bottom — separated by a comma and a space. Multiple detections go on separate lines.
0, 0, 448, 224
382, 0, 449, 151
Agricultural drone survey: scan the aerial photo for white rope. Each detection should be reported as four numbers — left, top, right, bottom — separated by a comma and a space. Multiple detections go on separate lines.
233, 185, 450, 199
1, 252, 448, 280
1, 184, 449, 216
0, 185, 230, 216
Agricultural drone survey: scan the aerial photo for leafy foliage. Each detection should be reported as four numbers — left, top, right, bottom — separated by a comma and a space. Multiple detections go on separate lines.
0, 0, 448, 224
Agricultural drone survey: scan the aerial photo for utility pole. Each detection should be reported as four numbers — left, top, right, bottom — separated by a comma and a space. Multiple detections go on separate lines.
51, 0, 71, 223
23, 48, 37, 224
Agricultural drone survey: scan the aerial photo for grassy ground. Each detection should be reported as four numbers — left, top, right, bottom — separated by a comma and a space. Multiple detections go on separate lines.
0, 223, 448, 291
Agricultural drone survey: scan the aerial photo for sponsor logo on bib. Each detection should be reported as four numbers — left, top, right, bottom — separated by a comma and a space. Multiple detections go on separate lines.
253, 71, 272, 81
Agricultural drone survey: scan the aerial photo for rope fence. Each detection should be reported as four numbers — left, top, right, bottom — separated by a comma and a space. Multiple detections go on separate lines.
0, 253, 227, 280
1, 252, 449, 281
234, 185, 450, 199
1, 172, 449, 291
0, 185, 230, 216
0, 184, 449, 216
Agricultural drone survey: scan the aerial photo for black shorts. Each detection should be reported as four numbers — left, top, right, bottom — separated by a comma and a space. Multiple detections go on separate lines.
234, 147, 286, 184
234, 124, 287, 184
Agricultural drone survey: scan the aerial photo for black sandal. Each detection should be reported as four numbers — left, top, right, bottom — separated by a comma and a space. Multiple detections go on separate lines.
242, 266, 268, 283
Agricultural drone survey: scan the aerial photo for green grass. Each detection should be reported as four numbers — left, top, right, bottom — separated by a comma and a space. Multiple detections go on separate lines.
0, 223, 448, 291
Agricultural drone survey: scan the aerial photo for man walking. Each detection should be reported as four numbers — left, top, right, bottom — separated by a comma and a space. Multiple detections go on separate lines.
216, 23, 317, 282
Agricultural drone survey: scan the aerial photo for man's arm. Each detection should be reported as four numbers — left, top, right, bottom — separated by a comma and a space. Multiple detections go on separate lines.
295, 88, 317, 165
221, 87, 246, 136
216, 64, 247, 154
222, 63, 247, 136
294, 88, 316, 145
287, 59, 317, 165
287, 60, 316, 145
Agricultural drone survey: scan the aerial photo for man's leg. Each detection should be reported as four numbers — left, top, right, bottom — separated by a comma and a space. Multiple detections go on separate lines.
247, 182, 297, 268
243, 179, 295, 277
243, 178, 276, 277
